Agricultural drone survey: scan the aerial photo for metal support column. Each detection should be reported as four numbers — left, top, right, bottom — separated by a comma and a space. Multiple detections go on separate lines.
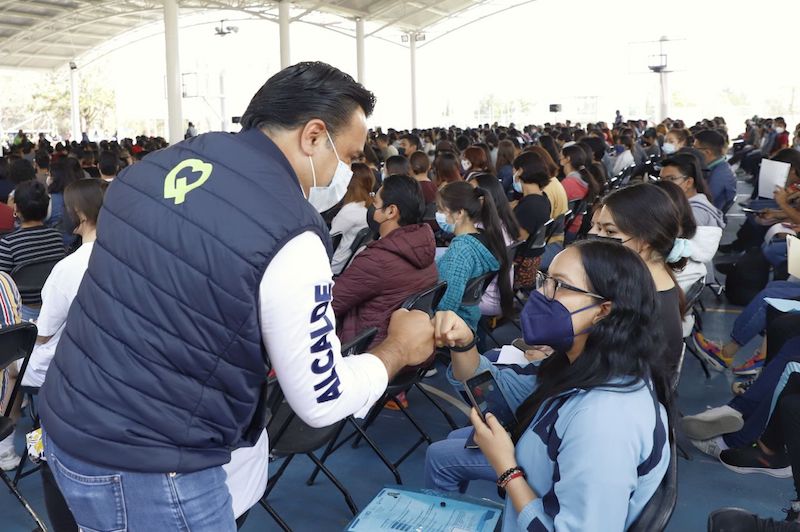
279, 0, 291, 69
409, 33, 417, 129
355, 17, 365, 84
163, 0, 183, 144
69, 61, 81, 141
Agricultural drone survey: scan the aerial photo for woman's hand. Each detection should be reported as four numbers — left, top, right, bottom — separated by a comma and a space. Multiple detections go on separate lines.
433, 310, 473, 349
775, 187, 800, 210
524, 345, 554, 362
470, 408, 517, 475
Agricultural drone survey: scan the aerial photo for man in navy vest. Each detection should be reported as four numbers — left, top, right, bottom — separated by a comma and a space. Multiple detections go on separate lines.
39, 62, 435, 531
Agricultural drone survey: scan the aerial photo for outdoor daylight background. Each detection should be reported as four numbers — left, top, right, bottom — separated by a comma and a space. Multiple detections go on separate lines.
1, 0, 799, 139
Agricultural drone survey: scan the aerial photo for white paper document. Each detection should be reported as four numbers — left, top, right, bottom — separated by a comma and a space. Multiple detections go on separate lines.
495, 344, 530, 366
758, 159, 791, 199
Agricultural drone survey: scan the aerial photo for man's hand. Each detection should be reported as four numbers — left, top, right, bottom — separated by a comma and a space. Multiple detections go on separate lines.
433, 310, 473, 349
386, 309, 435, 366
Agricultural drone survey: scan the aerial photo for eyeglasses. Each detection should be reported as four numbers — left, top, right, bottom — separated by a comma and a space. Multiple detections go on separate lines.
535, 270, 605, 301
660, 174, 687, 183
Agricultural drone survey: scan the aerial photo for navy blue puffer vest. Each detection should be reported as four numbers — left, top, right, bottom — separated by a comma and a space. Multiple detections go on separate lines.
40, 129, 330, 473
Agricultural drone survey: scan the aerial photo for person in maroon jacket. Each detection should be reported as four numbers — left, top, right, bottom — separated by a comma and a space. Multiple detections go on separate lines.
333, 174, 438, 353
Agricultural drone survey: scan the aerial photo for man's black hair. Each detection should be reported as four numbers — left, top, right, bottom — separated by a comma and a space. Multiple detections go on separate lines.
98, 150, 119, 177
385, 155, 410, 176
379, 174, 425, 226
401, 133, 421, 150
9, 158, 35, 184
240, 61, 376, 137
14, 180, 49, 221
694, 129, 726, 156
34, 151, 50, 170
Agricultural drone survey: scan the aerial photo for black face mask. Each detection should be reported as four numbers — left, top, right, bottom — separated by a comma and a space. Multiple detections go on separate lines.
398, 147, 406, 156
366, 204, 382, 235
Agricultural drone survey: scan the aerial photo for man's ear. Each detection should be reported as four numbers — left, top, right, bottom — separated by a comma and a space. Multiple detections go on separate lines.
593, 300, 612, 324
385, 204, 399, 222
299, 119, 328, 157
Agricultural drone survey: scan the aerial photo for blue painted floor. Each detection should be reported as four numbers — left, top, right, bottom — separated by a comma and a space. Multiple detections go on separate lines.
2, 186, 793, 531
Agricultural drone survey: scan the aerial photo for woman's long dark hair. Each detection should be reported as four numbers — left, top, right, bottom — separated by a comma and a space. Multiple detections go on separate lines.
513, 240, 674, 442
439, 181, 513, 317
48, 159, 80, 194
467, 173, 521, 242
562, 144, 600, 202
602, 183, 687, 314
539, 135, 561, 167
652, 180, 697, 243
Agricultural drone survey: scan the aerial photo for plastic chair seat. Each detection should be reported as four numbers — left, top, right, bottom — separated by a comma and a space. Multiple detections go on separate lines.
268, 406, 343, 457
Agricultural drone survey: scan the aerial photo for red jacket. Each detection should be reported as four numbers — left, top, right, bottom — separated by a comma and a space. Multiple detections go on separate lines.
333, 223, 438, 349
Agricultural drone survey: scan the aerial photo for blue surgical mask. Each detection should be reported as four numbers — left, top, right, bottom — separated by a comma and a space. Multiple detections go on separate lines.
435, 211, 455, 234
519, 290, 601, 353
513, 180, 523, 193
662, 142, 676, 155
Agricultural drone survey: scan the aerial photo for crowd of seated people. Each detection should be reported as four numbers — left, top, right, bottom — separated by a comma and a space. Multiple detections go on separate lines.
2, 111, 800, 532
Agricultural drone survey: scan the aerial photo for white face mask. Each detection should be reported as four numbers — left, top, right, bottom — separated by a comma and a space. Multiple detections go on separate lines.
775, 127, 785, 134
662, 142, 676, 155
461, 159, 471, 171
307, 130, 353, 213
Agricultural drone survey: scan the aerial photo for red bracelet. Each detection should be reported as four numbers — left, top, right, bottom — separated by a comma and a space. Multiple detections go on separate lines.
499, 470, 526, 489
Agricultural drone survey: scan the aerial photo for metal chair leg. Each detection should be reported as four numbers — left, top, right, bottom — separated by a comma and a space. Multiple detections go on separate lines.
306, 453, 358, 515
307, 416, 403, 485
306, 421, 347, 486
258, 499, 293, 532
263, 454, 294, 499
0, 470, 48, 531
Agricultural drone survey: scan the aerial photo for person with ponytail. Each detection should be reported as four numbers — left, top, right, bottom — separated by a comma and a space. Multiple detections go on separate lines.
425, 240, 672, 530
589, 183, 685, 375
560, 144, 600, 234
436, 181, 512, 331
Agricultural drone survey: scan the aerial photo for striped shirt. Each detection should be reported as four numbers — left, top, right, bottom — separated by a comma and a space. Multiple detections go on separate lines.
0, 226, 65, 304
0, 271, 21, 408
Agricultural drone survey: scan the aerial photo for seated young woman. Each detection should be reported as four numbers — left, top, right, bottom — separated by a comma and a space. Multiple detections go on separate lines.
465, 173, 520, 319
588, 183, 686, 376
329, 163, 374, 275
425, 240, 672, 531
510, 152, 553, 288
435, 181, 511, 332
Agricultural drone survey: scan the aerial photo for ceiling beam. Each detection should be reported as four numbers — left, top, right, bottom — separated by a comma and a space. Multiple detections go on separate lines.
366, 0, 454, 37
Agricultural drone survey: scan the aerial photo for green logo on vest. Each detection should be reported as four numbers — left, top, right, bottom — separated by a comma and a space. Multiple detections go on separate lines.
164, 159, 213, 205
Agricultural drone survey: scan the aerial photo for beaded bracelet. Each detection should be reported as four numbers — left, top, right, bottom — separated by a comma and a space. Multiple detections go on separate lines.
499, 470, 526, 489
496, 466, 526, 488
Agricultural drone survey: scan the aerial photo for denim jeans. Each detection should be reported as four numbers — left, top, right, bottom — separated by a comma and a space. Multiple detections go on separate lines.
424, 426, 496, 493
44, 432, 236, 532
730, 281, 800, 346
21, 305, 39, 322
725, 338, 800, 448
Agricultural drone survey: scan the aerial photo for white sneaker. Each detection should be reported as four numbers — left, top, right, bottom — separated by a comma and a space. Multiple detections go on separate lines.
681, 405, 744, 440
690, 436, 727, 459
0, 449, 21, 471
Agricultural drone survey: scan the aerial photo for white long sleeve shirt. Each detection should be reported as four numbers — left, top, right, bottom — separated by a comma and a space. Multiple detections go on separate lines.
224, 230, 390, 515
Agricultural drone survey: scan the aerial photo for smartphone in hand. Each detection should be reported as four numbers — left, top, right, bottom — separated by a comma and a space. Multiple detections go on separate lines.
463, 371, 517, 449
